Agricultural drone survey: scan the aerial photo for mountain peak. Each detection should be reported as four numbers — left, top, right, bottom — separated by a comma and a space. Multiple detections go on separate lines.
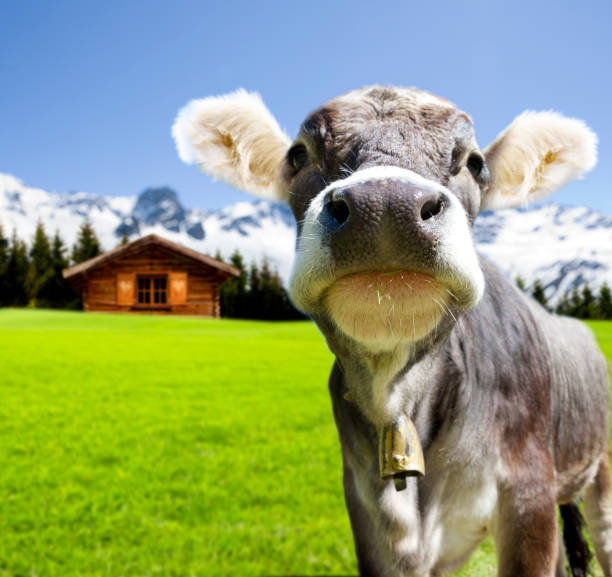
132, 187, 185, 232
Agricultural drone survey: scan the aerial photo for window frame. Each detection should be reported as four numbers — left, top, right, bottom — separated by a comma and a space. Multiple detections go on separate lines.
134, 274, 169, 309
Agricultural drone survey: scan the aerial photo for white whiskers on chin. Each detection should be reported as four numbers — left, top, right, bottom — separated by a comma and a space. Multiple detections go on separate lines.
324, 271, 451, 351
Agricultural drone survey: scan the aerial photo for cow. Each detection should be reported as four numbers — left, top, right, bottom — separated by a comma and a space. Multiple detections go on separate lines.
172, 86, 611, 577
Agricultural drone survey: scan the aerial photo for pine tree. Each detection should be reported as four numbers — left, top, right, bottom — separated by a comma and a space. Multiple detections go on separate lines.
568, 287, 582, 318
219, 250, 247, 318
515, 276, 526, 292
257, 259, 301, 320
214, 249, 224, 262
72, 219, 101, 264
531, 279, 549, 311
231, 252, 247, 283
230, 251, 247, 317
262, 259, 278, 318
555, 291, 571, 316
596, 283, 612, 320
258, 258, 277, 318
5, 230, 29, 306
119, 233, 130, 247
247, 261, 262, 318
48, 231, 80, 308
579, 284, 596, 319
0, 224, 9, 306
27, 222, 55, 307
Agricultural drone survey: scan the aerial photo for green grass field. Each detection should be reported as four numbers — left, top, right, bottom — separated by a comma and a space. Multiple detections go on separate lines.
0, 310, 610, 577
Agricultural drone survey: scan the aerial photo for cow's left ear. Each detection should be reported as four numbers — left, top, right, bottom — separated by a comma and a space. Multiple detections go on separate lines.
480, 111, 597, 211
172, 89, 292, 201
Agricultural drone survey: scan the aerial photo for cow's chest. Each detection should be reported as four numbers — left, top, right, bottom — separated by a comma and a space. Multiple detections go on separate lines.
353, 458, 498, 576
427, 472, 498, 575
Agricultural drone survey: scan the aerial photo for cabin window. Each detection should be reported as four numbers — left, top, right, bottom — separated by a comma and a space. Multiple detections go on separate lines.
137, 275, 167, 305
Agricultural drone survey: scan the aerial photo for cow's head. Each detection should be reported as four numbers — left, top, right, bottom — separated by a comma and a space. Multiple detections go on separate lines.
173, 86, 596, 356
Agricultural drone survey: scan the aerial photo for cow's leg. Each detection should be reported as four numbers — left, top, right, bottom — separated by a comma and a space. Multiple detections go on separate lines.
343, 464, 389, 577
494, 464, 559, 577
584, 452, 612, 576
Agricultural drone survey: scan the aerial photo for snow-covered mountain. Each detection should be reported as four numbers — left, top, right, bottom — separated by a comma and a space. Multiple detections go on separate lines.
475, 205, 612, 302
0, 173, 296, 282
1, 172, 611, 303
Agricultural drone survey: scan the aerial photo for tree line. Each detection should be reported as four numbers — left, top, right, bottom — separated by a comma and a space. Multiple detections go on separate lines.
215, 250, 306, 320
517, 277, 612, 320
0, 220, 102, 309
2, 219, 609, 321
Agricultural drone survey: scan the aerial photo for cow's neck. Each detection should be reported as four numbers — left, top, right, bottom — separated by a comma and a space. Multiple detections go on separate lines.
319, 316, 447, 427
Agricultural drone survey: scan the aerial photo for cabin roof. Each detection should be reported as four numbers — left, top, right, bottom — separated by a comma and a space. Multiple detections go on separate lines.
62, 234, 240, 279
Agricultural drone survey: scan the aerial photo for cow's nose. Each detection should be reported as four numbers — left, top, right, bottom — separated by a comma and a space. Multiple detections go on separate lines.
320, 180, 448, 268
323, 183, 446, 230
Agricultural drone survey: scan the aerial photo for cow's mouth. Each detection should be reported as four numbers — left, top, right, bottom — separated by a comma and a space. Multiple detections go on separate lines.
324, 270, 452, 347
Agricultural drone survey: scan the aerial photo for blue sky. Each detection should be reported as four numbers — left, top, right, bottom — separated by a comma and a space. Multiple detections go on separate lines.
1, 0, 611, 212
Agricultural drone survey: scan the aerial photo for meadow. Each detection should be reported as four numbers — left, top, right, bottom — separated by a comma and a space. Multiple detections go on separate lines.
0, 309, 610, 577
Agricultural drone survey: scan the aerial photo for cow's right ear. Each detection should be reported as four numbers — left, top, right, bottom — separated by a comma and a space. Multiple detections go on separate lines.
172, 90, 292, 201
481, 111, 597, 211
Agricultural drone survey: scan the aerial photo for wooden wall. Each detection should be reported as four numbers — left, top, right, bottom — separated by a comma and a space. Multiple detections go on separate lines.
80, 245, 226, 317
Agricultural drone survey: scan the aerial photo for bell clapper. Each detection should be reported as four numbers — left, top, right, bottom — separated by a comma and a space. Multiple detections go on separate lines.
393, 474, 408, 491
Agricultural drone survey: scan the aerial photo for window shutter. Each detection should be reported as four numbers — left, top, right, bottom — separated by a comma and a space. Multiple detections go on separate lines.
116, 273, 135, 306
170, 272, 188, 305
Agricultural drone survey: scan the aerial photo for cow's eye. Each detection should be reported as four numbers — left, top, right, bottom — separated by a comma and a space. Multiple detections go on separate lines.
288, 144, 309, 173
466, 152, 485, 179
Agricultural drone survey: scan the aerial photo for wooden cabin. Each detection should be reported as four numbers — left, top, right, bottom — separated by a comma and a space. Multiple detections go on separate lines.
63, 234, 239, 316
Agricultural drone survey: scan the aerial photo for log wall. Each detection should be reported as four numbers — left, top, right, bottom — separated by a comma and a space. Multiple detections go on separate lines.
80, 245, 225, 316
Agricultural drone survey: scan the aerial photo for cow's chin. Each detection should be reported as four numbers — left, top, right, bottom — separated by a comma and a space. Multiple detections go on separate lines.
324, 271, 451, 351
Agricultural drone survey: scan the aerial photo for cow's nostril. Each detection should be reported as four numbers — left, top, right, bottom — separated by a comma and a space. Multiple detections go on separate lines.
326, 198, 350, 225
420, 198, 444, 221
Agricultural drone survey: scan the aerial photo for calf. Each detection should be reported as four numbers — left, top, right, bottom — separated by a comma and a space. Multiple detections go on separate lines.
173, 86, 611, 577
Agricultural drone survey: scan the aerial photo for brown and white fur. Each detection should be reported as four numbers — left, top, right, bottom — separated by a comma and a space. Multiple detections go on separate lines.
173, 85, 610, 577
